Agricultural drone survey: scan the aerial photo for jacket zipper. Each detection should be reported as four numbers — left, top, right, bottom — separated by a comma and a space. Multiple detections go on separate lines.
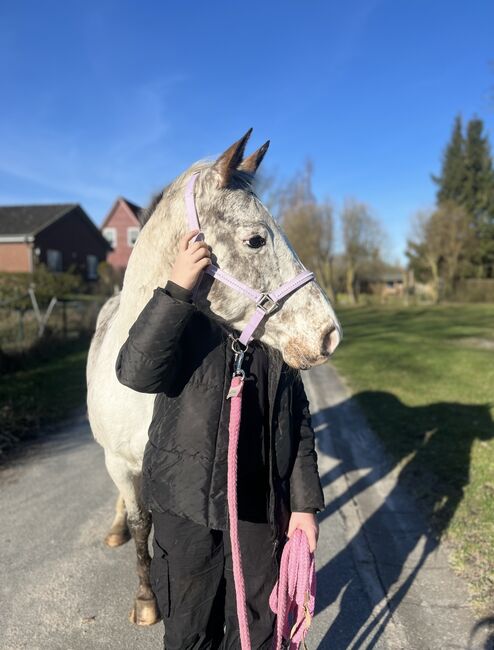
269, 366, 283, 565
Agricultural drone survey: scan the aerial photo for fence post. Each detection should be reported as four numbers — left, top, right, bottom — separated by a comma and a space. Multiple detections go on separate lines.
17, 309, 24, 342
62, 300, 67, 339
28, 286, 58, 337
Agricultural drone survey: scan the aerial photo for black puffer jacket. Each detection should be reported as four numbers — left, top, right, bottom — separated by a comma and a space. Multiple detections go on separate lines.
115, 281, 325, 554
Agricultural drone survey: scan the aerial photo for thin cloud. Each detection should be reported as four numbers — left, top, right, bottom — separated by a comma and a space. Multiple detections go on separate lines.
0, 75, 185, 207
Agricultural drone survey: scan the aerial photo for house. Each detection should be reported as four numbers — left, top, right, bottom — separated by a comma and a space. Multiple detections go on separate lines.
364, 270, 408, 302
0, 203, 112, 279
100, 197, 143, 270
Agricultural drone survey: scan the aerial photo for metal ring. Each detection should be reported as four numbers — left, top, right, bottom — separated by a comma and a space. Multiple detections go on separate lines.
233, 369, 246, 379
230, 337, 248, 354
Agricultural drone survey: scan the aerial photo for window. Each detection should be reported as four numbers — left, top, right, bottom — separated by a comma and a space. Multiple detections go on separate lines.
103, 227, 117, 249
86, 254, 98, 280
127, 227, 139, 247
47, 249, 62, 272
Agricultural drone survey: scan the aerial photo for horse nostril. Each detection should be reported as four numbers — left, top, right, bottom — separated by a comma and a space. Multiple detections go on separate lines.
321, 325, 338, 356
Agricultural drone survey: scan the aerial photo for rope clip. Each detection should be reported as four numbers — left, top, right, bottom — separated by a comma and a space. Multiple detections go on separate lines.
229, 335, 247, 379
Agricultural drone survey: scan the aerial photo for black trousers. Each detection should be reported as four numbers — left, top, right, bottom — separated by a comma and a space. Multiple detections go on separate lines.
150, 509, 279, 650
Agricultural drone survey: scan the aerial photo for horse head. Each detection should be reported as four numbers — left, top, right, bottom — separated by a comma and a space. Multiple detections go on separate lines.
132, 129, 342, 369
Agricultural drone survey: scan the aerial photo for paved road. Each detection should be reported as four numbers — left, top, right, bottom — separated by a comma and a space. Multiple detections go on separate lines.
1, 363, 491, 649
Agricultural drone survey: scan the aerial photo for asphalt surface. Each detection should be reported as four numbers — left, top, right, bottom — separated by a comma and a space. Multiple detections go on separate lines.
1, 363, 491, 650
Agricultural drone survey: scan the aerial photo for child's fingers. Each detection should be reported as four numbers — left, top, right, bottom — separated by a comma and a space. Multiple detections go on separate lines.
286, 521, 318, 552
196, 257, 212, 270
179, 229, 200, 252
190, 246, 212, 262
300, 526, 317, 552
187, 240, 209, 255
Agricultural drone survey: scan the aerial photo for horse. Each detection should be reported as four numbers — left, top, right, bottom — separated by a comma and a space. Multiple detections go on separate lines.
86, 129, 342, 626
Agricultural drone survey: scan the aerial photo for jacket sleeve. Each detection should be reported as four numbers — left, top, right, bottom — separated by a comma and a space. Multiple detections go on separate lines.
289, 371, 325, 513
115, 280, 196, 394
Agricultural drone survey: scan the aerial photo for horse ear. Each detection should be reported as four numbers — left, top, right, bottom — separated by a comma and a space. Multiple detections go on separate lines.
238, 140, 270, 175
213, 128, 253, 187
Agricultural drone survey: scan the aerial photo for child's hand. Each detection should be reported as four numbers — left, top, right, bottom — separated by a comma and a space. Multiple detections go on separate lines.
287, 512, 319, 553
170, 229, 212, 291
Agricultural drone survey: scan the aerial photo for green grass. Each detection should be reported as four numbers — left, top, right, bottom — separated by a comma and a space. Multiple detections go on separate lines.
0, 336, 89, 457
331, 304, 494, 610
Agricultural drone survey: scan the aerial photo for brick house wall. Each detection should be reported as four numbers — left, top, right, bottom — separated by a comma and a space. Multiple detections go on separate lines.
101, 198, 141, 270
0, 242, 33, 272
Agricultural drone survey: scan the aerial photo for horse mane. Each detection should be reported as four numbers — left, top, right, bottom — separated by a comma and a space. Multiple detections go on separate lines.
138, 160, 257, 228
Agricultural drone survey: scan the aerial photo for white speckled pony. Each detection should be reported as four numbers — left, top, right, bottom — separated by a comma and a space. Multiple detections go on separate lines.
86, 129, 341, 625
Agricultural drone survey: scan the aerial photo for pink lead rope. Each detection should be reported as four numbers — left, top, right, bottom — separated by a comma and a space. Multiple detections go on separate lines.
226, 362, 316, 650
269, 529, 316, 650
226, 373, 251, 648
186, 171, 317, 649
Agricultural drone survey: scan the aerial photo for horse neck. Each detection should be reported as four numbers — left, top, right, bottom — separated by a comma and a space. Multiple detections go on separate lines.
116, 198, 184, 333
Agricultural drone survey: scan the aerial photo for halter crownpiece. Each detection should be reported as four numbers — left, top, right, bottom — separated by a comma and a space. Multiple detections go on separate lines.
184, 172, 315, 347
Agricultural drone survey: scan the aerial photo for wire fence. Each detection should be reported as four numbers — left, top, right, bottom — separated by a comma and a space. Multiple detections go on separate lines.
0, 291, 108, 353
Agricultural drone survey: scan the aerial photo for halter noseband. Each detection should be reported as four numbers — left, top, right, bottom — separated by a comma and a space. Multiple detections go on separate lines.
184, 172, 315, 347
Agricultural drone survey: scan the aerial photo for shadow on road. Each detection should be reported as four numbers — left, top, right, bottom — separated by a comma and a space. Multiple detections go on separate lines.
313, 391, 494, 649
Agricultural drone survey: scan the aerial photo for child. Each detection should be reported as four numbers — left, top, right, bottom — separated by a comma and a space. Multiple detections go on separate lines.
115, 228, 325, 649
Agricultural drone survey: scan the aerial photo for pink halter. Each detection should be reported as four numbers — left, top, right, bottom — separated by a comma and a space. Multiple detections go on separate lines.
184, 172, 315, 346
184, 171, 317, 650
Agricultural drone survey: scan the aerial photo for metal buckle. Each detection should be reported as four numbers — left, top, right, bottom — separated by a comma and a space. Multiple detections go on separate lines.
256, 293, 278, 315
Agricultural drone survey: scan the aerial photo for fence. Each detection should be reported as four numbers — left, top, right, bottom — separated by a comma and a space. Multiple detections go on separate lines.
0, 292, 108, 352
453, 278, 494, 303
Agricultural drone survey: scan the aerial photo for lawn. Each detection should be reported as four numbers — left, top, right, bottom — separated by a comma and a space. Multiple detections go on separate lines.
331, 304, 494, 610
0, 337, 90, 458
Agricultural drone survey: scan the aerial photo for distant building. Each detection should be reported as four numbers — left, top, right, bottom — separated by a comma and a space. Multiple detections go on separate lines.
0, 203, 112, 279
100, 197, 142, 271
364, 270, 408, 302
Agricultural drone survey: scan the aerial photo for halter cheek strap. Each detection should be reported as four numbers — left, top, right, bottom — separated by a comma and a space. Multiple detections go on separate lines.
184, 172, 315, 346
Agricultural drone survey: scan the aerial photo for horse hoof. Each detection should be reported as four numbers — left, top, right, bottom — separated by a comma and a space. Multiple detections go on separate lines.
129, 597, 161, 626
104, 529, 131, 548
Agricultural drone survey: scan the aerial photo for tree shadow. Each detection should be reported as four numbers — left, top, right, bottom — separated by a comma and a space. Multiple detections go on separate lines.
312, 391, 494, 649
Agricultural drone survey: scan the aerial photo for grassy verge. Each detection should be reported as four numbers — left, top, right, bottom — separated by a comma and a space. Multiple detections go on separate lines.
331, 304, 494, 610
0, 336, 90, 458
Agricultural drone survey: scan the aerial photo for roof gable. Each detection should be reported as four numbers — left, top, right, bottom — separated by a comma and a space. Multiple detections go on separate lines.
51, 205, 113, 251
100, 197, 142, 230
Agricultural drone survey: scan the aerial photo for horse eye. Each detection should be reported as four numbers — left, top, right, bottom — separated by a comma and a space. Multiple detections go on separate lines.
245, 235, 266, 249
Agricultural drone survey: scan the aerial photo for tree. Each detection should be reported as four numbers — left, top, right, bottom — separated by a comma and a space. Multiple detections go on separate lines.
283, 201, 335, 301
431, 115, 494, 278
277, 160, 336, 301
463, 118, 494, 217
463, 118, 494, 275
432, 115, 466, 205
406, 202, 473, 301
341, 199, 383, 304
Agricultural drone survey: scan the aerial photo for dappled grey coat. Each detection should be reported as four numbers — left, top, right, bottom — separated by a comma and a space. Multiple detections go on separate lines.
114, 281, 325, 556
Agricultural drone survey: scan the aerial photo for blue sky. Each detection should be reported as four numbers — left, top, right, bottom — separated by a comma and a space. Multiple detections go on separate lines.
0, 1, 493, 262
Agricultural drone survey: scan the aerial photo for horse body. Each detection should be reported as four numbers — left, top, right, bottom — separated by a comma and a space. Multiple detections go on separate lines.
87, 293, 153, 464
86, 130, 342, 625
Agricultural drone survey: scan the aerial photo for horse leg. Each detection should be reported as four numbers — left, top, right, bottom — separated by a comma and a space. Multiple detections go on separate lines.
127, 473, 160, 626
104, 493, 131, 547
104, 450, 161, 626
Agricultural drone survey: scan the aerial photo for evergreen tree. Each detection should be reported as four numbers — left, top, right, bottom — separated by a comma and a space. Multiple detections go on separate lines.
463, 119, 494, 217
432, 115, 466, 204
463, 118, 494, 276
431, 115, 494, 277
